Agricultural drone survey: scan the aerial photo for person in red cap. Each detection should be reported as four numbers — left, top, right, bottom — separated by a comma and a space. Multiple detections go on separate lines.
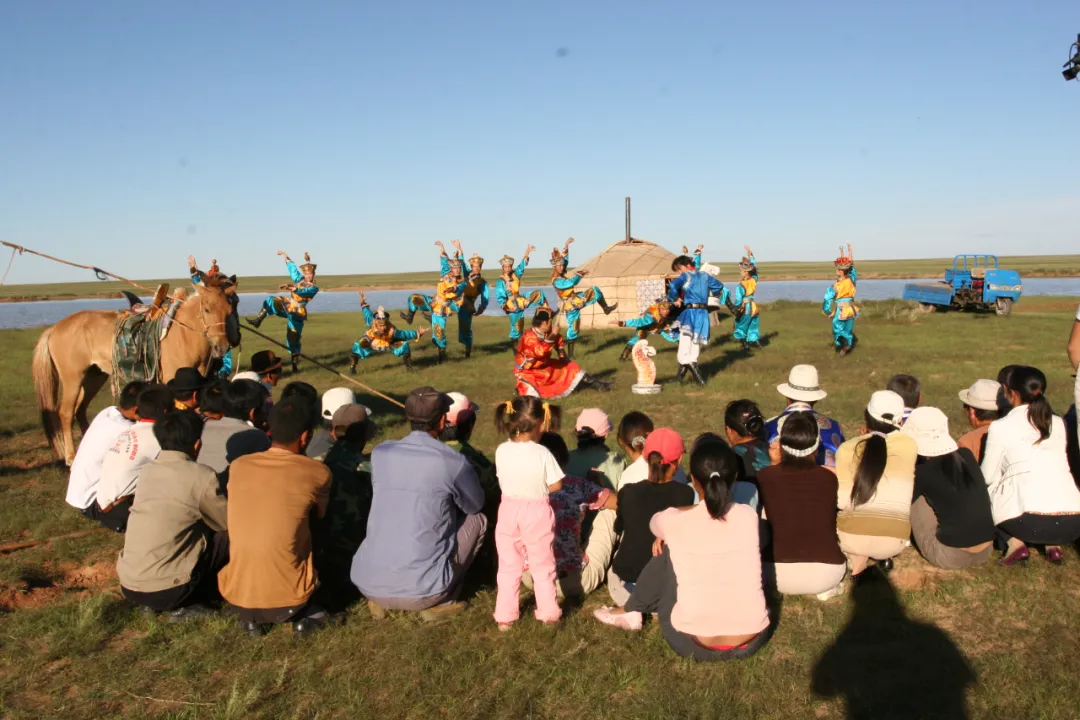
606, 428, 695, 607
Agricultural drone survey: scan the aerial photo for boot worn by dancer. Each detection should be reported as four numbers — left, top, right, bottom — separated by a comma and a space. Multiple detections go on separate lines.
677, 365, 689, 383
402, 353, 416, 372
598, 297, 619, 315
248, 308, 268, 328
291, 354, 300, 374
437, 348, 447, 365
580, 373, 614, 392
465, 343, 472, 359
349, 354, 359, 375
619, 345, 632, 362
687, 363, 707, 386
566, 341, 576, 360
399, 310, 415, 325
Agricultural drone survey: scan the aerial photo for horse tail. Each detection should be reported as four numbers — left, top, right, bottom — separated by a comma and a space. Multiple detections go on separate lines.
32, 326, 65, 460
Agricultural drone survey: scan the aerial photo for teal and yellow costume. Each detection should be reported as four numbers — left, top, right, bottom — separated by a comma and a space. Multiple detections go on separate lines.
249, 251, 319, 372
822, 245, 859, 354
401, 247, 465, 363
458, 253, 490, 358
732, 251, 761, 348
550, 240, 617, 357
618, 300, 679, 361
350, 301, 420, 372
495, 250, 546, 341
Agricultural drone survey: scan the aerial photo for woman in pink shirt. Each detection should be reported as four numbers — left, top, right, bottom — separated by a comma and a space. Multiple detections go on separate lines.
593, 436, 772, 661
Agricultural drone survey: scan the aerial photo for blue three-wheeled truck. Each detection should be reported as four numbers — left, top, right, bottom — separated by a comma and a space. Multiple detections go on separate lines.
902, 255, 1023, 316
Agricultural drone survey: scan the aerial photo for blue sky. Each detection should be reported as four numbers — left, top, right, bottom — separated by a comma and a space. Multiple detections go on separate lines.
1, 1, 1077, 284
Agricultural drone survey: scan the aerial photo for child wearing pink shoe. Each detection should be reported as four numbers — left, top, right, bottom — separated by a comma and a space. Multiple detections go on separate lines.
493, 397, 565, 628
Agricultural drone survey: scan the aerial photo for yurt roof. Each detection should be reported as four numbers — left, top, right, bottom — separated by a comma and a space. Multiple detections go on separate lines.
573, 238, 677, 278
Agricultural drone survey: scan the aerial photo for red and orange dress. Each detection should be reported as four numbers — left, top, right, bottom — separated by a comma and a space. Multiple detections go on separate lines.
514, 328, 586, 399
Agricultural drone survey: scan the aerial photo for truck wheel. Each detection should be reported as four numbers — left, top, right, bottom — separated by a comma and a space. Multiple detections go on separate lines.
919, 303, 937, 313
994, 298, 1013, 317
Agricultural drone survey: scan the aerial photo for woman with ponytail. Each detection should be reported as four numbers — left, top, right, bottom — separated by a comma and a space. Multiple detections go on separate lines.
725, 399, 772, 480
606, 428, 695, 606
492, 396, 565, 628
981, 366, 1080, 566
835, 391, 918, 579
594, 437, 771, 662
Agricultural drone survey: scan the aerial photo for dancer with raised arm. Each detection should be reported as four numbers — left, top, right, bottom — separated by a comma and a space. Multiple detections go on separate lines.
617, 299, 679, 362
550, 237, 618, 359
248, 250, 319, 373
823, 244, 859, 355
457, 250, 489, 359
401, 241, 466, 364
667, 252, 725, 386
349, 291, 426, 373
496, 245, 547, 345
731, 246, 762, 350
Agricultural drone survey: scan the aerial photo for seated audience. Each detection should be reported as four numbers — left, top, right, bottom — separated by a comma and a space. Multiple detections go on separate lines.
316, 403, 375, 608
608, 428, 695, 607
886, 373, 922, 424
117, 412, 229, 618
198, 379, 228, 420
218, 397, 334, 635
524, 432, 617, 599
66, 381, 144, 520
352, 387, 486, 619
167, 367, 208, 411
835, 391, 917, 579
982, 366, 1080, 566
249, 350, 284, 394
594, 439, 772, 662
957, 379, 1001, 462
757, 412, 847, 599
692, 432, 759, 510
197, 379, 271, 474
902, 407, 994, 569
95, 386, 175, 532
308, 387, 357, 460
567, 408, 626, 491
725, 399, 771, 480
766, 365, 845, 468
441, 392, 494, 492
615, 411, 655, 488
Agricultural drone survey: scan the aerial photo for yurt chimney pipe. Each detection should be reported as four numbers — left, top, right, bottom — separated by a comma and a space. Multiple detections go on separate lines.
625, 196, 631, 243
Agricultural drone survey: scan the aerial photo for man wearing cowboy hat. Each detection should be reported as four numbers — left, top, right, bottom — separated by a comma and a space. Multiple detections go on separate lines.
400, 241, 466, 364
550, 237, 618, 359
765, 364, 846, 468
495, 244, 547, 345
167, 367, 209, 412
248, 250, 320, 373
456, 246, 490, 359
249, 350, 284, 392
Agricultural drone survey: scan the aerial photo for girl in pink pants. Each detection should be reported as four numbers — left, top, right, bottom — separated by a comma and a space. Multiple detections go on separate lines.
493, 396, 565, 628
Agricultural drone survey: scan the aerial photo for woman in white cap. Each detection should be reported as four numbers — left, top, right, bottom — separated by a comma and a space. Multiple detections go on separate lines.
834, 391, 918, 578
982, 366, 1080, 566
902, 407, 995, 570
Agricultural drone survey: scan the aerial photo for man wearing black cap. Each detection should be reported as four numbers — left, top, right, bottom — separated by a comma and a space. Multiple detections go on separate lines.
351, 387, 487, 620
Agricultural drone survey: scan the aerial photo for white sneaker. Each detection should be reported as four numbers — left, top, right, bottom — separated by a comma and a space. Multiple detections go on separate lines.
593, 606, 643, 631
816, 582, 847, 602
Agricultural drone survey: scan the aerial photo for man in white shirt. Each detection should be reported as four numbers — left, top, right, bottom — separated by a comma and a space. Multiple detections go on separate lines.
66, 381, 145, 520
95, 386, 176, 532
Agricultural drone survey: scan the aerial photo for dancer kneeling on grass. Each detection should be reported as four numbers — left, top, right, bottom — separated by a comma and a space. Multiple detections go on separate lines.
514, 308, 613, 398
349, 292, 426, 374
594, 437, 772, 662
493, 397, 565, 629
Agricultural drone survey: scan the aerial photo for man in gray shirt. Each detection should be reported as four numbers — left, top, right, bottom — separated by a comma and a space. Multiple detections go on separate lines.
351, 387, 487, 617
198, 380, 271, 474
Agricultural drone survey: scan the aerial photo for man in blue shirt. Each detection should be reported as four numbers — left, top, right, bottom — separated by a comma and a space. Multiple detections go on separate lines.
667, 254, 725, 386
764, 364, 846, 468
351, 387, 487, 619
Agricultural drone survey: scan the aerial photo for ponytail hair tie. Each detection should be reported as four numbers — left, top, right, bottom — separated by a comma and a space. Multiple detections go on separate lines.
631, 435, 646, 449
542, 402, 552, 430
503, 400, 515, 415
709, 471, 722, 479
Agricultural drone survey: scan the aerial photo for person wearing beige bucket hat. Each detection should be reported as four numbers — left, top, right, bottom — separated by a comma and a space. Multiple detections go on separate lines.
834, 391, 918, 579
765, 365, 845, 468
956, 379, 1002, 462
903, 407, 995, 570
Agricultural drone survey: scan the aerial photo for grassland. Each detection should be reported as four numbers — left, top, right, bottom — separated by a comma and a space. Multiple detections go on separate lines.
3, 298, 1080, 718
3, 254, 1080, 302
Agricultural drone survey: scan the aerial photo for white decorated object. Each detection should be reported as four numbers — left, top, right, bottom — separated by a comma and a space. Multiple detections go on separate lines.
630, 339, 661, 395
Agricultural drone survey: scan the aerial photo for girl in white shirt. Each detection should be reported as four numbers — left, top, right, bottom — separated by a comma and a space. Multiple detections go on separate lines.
983, 366, 1080, 566
615, 411, 655, 489
493, 396, 565, 628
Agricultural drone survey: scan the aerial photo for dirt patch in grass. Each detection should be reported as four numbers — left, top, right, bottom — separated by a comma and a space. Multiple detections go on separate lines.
0, 561, 116, 612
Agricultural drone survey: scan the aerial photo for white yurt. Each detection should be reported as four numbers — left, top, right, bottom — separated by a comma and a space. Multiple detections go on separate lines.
565, 237, 679, 331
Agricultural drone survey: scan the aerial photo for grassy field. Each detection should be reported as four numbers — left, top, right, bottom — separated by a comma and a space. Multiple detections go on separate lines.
3, 254, 1080, 302
3, 298, 1080, 718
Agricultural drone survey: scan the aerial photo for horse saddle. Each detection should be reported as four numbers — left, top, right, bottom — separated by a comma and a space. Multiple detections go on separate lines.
121, 284, 170, 319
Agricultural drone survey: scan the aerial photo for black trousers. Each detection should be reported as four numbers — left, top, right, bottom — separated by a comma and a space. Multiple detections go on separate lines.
996, 513, 1080, 547
122, 531, 230, 612
96, 497, 134, 533
624, 547, 772, 662
234, 601, 327, 625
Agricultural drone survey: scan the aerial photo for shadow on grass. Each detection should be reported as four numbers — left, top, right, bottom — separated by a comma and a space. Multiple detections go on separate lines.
811, 574, 975, 719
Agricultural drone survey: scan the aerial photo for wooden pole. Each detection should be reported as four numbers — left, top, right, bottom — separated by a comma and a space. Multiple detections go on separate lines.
0, 241, 156, 293
625, 197, 631, 242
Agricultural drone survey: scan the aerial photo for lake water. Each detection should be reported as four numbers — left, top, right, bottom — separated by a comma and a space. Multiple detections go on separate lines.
3, 277, 1078, 331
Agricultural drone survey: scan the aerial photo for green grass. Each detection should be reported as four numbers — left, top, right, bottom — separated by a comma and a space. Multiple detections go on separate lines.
4, 254, 1080, 301
3, 297, 1080, 718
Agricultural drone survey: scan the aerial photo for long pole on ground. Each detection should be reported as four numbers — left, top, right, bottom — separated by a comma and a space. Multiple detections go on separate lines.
239, 322, 406, 409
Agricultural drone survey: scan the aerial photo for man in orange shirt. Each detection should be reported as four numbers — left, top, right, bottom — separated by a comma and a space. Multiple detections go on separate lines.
218, 396, 334, 636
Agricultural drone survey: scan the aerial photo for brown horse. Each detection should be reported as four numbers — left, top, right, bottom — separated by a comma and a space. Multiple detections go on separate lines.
32, 276, 240, 465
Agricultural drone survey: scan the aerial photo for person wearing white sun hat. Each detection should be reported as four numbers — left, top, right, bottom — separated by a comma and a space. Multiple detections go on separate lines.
903, 407, 995, 570
305, 388, 374, 461
834, 391, 918, 579
765, 365, 845, 468
956, 379, 1002, 462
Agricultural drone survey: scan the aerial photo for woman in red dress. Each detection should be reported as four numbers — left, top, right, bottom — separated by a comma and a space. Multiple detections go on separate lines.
515, 309, 613, 398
